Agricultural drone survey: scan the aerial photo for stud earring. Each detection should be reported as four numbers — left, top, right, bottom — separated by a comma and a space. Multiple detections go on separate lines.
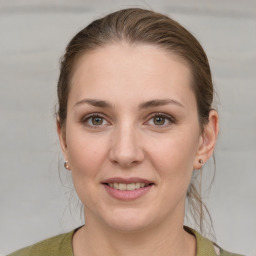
199, 159, 204, 165
64, 160, 71, 170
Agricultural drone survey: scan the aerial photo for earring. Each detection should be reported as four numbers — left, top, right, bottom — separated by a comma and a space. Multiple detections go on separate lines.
199, 159, 204, 165
64, 160, 71, 170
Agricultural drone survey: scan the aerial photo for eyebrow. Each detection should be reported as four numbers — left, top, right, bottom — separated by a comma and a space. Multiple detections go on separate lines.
74, 98, 184, 109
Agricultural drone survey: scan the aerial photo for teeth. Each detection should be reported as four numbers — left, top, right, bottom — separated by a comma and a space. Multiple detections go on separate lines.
135, 182, 141, 189
127, 183, 136, 190
119, 183, 126, 190
107, 182, 149, 191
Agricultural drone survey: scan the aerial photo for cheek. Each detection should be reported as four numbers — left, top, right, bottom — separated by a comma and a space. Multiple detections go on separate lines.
148, 132, 199, 191
151, 134, 198, 170
65, 128, 108, 178
65, 130, 109, 205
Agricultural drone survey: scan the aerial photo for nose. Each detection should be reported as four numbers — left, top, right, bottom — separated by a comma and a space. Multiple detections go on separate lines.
109, 124, 145, 168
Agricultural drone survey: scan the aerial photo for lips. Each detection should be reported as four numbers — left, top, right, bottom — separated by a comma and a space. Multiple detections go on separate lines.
102, 177, 154, 200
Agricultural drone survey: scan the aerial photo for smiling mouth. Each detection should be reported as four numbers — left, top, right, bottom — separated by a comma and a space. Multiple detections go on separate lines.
104, 182, 154, 191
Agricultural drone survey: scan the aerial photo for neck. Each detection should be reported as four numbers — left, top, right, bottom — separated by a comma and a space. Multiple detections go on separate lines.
72, 214, 196, 256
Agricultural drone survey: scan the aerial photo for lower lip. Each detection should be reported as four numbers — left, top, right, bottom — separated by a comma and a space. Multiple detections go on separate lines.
103, 184, 153, 200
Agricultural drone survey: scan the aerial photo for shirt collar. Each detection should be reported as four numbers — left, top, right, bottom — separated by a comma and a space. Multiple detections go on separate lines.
67, 226, 219, 256
184, 226, 219, 256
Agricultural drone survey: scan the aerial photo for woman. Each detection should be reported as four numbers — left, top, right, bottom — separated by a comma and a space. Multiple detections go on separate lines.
9, 8, 243, 256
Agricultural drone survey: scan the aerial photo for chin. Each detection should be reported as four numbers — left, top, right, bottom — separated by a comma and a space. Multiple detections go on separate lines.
103, 208, 155, 233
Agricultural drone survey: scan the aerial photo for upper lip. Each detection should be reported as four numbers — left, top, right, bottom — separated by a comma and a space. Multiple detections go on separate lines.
102, 177, 154, 185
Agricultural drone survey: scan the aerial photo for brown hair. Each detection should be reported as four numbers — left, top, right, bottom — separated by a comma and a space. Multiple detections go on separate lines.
57, 8, 215, 235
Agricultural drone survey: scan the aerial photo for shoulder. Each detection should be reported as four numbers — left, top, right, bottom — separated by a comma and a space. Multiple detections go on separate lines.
213, 243, 245, 256
7, 230, 74, 256
184, 226, 245, 256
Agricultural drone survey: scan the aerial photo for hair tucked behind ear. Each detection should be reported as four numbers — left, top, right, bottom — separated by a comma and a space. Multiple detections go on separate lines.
57, 8, 216, 236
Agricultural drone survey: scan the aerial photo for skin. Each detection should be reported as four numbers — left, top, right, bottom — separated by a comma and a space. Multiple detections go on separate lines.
58, 43, 219, 256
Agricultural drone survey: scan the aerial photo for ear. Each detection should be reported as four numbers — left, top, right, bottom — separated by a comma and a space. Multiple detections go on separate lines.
57, 119, 68, 160
194, 110, 219, 169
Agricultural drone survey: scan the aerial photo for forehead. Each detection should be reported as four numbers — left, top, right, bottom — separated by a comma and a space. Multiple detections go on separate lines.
69, 43, 195, 108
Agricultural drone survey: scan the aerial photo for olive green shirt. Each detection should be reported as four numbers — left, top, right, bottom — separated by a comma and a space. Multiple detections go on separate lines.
8, 227, 244, 256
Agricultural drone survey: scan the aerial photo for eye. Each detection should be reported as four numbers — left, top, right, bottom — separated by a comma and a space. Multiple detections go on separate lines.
147, 113, 175, 127
82, 113, 109, 128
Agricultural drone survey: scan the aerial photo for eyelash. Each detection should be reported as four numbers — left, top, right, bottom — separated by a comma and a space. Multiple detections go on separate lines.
81, 112, 175, 129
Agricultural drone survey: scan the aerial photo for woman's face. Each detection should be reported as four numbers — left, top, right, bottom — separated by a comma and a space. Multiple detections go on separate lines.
59, 43, 208, 232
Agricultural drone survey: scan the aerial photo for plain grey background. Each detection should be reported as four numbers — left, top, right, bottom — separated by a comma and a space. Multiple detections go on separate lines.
0, 0, 256, 255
